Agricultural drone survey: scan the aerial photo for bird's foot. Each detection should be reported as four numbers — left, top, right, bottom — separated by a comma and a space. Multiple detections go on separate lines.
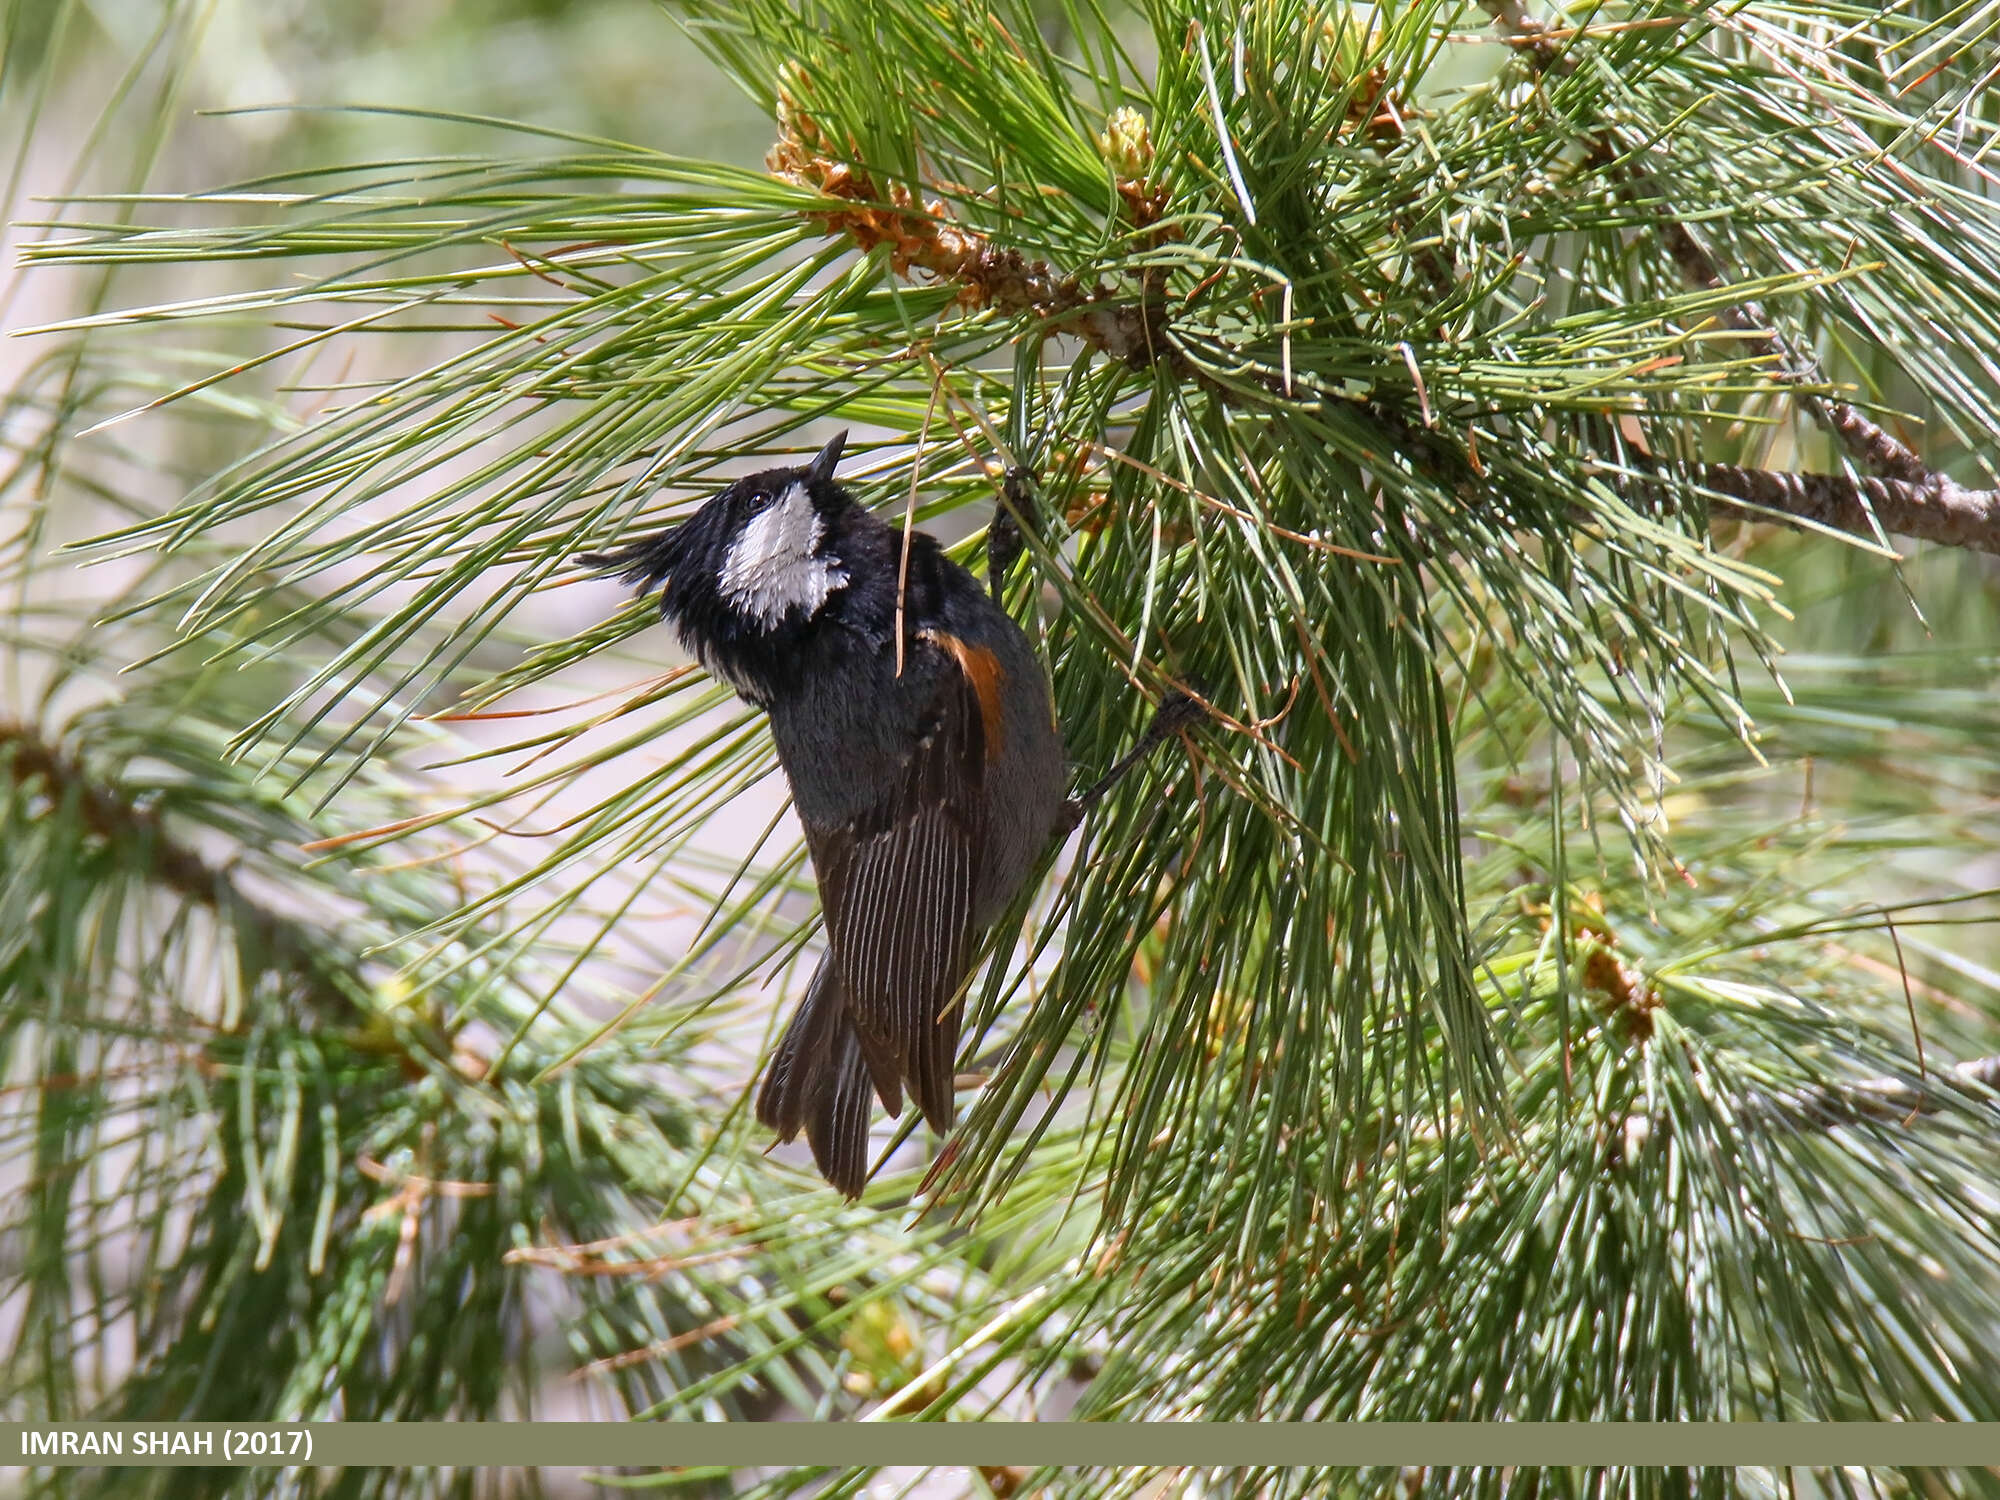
1069, 690, 1205, 824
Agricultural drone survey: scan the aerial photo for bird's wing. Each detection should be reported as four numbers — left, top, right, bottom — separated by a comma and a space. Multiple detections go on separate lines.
798, 639, 990, 1133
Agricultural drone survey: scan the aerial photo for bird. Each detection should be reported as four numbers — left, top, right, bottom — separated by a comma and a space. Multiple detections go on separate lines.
579, 431, 1070, 1196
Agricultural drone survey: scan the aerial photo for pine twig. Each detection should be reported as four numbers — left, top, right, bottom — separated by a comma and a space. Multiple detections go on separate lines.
1613, 1053, 2000, 1166
1654, 221, 1934, 487
767, 106, 1176, 371
1755, 1052, 2000, 1131
1469, 0, 2000, 562
1479, 0, 1945, 490
1698, 464, 2000, 555
1, 719, 354, 1011
772, 33, 2000, 561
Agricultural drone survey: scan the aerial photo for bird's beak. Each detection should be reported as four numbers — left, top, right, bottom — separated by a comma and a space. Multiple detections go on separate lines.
807, 429, 847, 484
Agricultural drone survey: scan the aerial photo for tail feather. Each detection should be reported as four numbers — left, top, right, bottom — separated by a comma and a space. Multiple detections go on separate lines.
755, 960, 903, 1198
807, 1029, 875, 1198
754, 964, 843, 1142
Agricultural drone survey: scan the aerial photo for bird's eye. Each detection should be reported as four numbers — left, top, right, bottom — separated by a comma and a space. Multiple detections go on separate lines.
744, 488, 775, 515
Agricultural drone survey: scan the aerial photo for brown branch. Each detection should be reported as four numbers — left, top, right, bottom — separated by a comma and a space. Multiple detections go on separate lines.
1, 720, 352, 1010
1484, 0, 1565, 69
4, 723, 228, 907
771, 47, 2000, 561
1480, 0, 1945, 491
1655, 224, 1933, 486
767, 100, 1177, 371
1751, 1053, 2000, 1132
1613, 1052, 2000, 1167
1698, 464, 2000, 555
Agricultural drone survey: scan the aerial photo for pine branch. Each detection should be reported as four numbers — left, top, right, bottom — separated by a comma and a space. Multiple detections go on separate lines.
1759, 1052, 2000, 1131
1652, 219, 1934, 487
767, 107, 1177, 370
1484, 0, 1565, 69
1698, 464, 2000, 555
1479, 0, 1942, 489
1616, 1054, 2000, 1160
1466, 0, 2000, 565
772, 52, 2000, 566
0, 718, 353, 1011
15, 0, 2000, 1447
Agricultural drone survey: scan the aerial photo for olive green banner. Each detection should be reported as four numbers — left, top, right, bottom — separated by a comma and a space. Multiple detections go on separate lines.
6, 1423, 2000, 1469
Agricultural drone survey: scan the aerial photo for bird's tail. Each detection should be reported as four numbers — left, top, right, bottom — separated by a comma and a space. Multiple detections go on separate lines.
755, 961, 893, 1198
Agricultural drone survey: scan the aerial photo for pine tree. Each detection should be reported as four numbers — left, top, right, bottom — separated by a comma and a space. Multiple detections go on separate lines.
7, 0, 2000, 1495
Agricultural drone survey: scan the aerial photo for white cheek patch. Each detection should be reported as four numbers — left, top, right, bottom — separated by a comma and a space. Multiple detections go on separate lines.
718, 482, 848, 625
